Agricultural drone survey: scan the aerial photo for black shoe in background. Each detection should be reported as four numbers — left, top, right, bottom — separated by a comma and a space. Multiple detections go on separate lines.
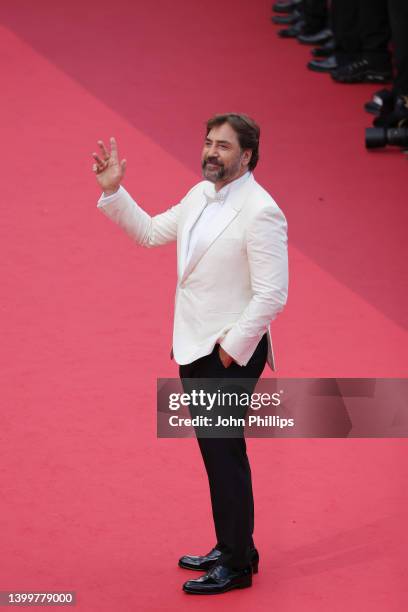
364, 89, 395, 115
312, 38, 335, 57
373, 94, 408, 127
307, 55, 338, 73
297, 28, 332, 45
273, 0, 302, 14
278, 20, 305, 38
331, 59, 392, 84
272, 9, 301, 24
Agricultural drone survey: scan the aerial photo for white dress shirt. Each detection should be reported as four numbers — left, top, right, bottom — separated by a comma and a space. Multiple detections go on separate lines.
186, 171, 251, 266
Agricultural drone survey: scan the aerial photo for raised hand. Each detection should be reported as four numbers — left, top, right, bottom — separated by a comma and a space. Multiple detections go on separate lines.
92, 136, 127, 194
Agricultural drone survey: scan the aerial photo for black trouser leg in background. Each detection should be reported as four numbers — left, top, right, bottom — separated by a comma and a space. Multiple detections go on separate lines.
179, 334, 268, 571
388, 0, 408, 95
331, 0, 361, 66
303, 0, 328, 33
359, 0, 391, 70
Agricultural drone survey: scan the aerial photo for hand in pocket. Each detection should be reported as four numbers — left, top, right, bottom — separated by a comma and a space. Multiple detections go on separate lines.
218, 345, 234, 368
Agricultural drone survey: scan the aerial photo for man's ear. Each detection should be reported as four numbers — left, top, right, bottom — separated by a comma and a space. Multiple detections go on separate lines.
241, 149, 252, 168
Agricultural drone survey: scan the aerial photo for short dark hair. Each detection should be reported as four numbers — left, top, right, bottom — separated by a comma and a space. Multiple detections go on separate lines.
205, 113, 260, 171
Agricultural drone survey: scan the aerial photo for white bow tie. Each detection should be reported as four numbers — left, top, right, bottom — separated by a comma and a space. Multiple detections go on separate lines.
204, 190, 227, 204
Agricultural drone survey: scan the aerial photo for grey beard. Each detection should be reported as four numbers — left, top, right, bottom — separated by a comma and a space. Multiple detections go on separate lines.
202, 162, 226, 182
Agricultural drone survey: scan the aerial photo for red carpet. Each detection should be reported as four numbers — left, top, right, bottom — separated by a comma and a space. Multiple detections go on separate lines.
0, 1, 407, 610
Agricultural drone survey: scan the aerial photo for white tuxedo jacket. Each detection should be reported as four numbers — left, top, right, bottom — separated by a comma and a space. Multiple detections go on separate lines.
97, 173, 288, 370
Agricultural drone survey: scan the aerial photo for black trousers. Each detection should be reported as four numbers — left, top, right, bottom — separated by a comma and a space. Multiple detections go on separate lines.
179, 334, 268, 570
303, 0, 328, 34
388, 0, 408, 95
331, 0, 391, 69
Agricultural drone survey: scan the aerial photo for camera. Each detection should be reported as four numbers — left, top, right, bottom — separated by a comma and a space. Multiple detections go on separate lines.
365, 94, 408, 150
365, 125, 408, 149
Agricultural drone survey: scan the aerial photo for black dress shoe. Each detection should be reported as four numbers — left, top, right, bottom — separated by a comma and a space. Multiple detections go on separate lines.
331, 59, 392, 84
272, 13, 299, 25
272, 10, 301, 25
312, 38, 335, 57
183, 564, 252, 595
297, 28, 332, 45
278, 20, 305, 38
372, 94, 408, 128
273, 0, 302, 14
364, 88, 394, 115
179, 546, 259, 573
307, 55, 338, 73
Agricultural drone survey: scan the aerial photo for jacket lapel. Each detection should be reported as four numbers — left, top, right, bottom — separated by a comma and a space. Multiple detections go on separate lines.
178, 192, 208, 280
